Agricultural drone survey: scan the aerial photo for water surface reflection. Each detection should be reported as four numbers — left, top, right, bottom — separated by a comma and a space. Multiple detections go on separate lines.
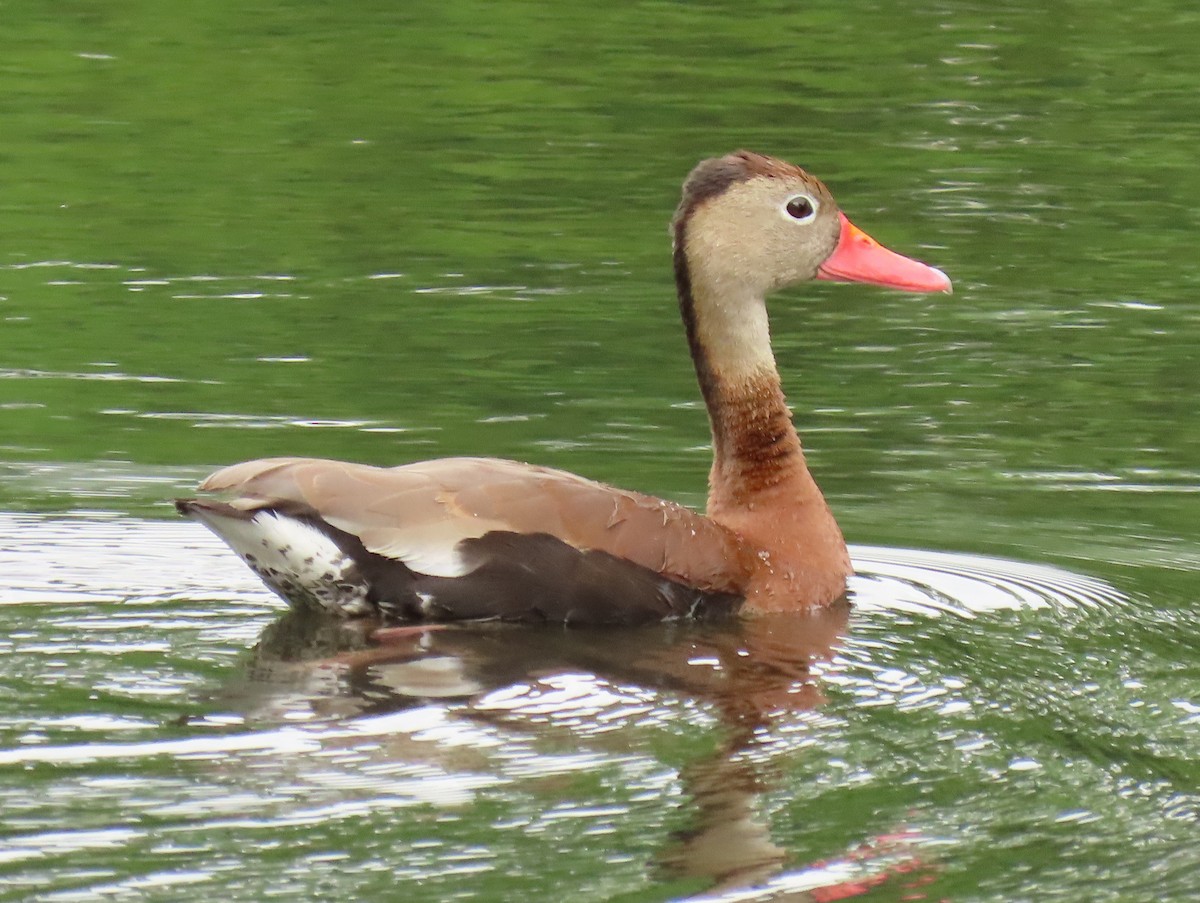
228, 605, 943, 899
7, 516, 1190, 903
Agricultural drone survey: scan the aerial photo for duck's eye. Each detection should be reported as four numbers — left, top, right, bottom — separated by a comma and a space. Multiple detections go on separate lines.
784, 195, 817, 222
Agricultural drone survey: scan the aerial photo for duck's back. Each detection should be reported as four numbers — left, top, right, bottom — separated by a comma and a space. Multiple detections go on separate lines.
181, 456, 749, 624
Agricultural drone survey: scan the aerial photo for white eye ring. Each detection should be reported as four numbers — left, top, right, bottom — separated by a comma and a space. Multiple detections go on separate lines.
781, 194, 819, 224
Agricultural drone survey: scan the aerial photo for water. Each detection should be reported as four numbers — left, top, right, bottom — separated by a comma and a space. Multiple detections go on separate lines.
3, 1, 1199, 900
2, 518, 1193, 900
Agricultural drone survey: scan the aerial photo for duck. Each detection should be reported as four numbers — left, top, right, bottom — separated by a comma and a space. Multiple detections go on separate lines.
176, 150, 951, 625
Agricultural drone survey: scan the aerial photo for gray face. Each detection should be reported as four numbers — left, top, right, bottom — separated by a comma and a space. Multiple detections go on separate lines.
675, 153, 843, 297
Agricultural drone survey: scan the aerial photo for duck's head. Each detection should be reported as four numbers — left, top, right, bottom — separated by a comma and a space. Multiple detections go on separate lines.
673, 150, 952, 298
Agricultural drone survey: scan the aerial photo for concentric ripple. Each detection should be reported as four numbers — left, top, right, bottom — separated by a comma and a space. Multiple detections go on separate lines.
849, 544, 1128, 617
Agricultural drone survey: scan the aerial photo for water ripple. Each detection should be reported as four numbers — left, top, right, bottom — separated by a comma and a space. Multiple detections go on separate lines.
850, 544, 1127, 617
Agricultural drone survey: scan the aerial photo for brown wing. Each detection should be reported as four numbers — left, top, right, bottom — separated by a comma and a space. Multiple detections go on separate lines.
198, 456, 749, 595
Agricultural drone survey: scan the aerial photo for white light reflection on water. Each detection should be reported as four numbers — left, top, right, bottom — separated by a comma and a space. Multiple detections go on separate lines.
0, 513, 267, 605
850, 544, 1129, 617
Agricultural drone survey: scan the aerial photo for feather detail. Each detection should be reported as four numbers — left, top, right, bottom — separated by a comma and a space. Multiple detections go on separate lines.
191, 457, 750, 611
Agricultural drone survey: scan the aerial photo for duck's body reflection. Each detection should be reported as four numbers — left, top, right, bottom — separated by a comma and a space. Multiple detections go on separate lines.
221, 603, 939, 900
240, 604, 847, 728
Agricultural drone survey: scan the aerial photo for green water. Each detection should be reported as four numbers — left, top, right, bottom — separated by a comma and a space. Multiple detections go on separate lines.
2, 2, 1198, 900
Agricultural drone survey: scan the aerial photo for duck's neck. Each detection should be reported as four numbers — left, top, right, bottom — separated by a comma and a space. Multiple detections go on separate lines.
675, 244, 808, 511
673, 240, 851, 609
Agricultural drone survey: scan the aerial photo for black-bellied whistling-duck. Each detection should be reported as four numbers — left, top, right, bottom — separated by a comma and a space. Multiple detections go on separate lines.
177, 151, 950, 624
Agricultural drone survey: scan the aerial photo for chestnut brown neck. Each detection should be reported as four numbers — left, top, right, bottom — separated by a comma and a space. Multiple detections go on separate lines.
703, 369, 806, 504
673, 229, 851, 610
673, 230, 809, 510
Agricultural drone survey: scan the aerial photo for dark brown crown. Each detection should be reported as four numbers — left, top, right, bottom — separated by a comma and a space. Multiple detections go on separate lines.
672, 150, 814, 230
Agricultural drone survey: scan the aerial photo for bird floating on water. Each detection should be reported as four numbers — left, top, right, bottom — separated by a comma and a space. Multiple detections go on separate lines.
177, 151, 951, 625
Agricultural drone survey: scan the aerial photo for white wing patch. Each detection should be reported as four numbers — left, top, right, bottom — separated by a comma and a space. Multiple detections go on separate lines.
378, 542, 469, 578
330, 517, 483, 578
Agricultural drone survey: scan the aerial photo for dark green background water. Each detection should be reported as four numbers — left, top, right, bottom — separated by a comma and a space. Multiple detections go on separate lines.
2, 2, 1197, 900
